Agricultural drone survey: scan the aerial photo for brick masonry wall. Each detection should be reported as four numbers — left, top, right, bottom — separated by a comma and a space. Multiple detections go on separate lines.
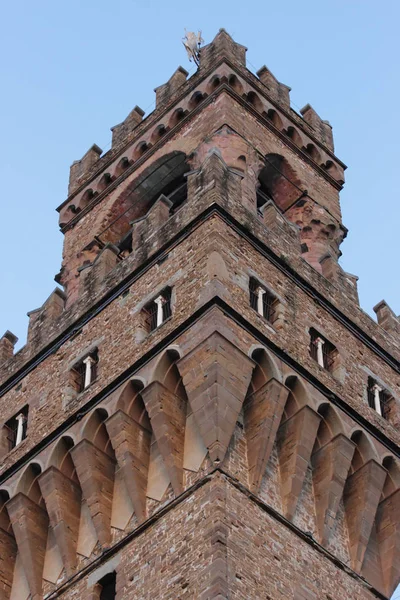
53, 474, 379, 600
0, 215, 398, 478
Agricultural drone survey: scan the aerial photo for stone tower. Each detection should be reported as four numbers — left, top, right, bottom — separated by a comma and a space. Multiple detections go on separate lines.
0, 29, 399, 600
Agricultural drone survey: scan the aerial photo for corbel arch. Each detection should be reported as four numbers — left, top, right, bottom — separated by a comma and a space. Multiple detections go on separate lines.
152, 347, 184, 396
313, 402, 346, 451
349, 430, 379, 473
381, 456, 400, 499
246, 90, 264, 112
15, 462, 44, 506
47, 435, 77, 481
227, 73, 243, 95
283, 374, 310, 419
115, 379, 151, 431
81, 408, 113, 457
247, 346, 282, 393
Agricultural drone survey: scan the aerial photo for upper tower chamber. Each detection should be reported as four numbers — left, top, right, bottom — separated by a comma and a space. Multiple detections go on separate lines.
0, 29, 399, 600
56, 28, 347, 307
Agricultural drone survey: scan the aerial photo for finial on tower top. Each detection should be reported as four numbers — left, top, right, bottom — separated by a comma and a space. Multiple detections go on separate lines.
182, 30, 204, 67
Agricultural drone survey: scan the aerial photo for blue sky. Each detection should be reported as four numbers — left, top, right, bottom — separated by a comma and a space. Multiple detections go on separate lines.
0, 1, 399, 597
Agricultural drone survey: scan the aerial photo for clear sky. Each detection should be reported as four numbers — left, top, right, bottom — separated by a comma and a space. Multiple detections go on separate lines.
0, 1, 399, 597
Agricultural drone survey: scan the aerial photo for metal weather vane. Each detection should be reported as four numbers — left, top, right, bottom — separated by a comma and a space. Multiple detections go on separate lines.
182, 30, 204, 67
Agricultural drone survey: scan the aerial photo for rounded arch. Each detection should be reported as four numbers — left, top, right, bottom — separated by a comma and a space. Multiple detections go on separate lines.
207, 74, 221, 93
0, 490, 12, 534
314, 402, 346, 450
168, 107, 186, 128
81, 408, 113, 457
350, 430, 378, 473
113, 156, 130, 178
303, 143, 321, 163
80, 188, 96, 208
188, 91, 205, 110
152, 348, 186, 398
133, 141, 150, 160
115, 379, 151, 431
97, 172, 113, 193
227, 74, 243, 95
246, 91, 264, 112
382, 456, 400, 499
98, 151, 190, 247
248, 347, 281, 393
283, 375, 309, 419
285, 126, 303, 146
264, 108, 283, 130
16, 462, 44, 506
257, 153, 304, 213
48, 436, 77, 481
150, 124, 167, 145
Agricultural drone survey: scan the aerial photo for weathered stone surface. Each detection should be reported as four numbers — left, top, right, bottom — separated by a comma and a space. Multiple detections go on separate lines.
311, 433, 355, 545
178, 331, 255, 463
141, 381, 186, 496
6, 493, 49, 599
244, 378, 289, 492
38, 466, 81, 577
277, 406, 322, 520
71, 440, 116, 548
105, 409, 151, 522
344, 459, 387, 572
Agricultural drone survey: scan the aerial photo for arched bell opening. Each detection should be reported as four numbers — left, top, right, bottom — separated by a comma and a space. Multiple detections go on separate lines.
98, 151, 190, 249
257, 153, 303, 213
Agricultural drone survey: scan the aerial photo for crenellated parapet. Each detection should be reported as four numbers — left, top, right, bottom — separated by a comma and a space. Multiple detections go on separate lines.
374, 300, 400, 338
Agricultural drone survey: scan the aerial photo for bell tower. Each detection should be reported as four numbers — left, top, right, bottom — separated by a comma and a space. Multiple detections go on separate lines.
0, 29, 399, 600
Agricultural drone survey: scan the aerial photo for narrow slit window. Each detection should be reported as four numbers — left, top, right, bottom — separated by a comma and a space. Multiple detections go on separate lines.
144, 287, 172, 332
309, 329, 337, 372
71, 349, 99, 393
249, 278, 278, 324
367, 377, 391, 418
5, 405, 29, 451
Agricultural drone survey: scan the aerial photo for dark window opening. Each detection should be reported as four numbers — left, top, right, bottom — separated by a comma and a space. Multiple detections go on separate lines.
249, 278, 278, 324
71, 349, 99, 393
5, 405, 29, 451
309, 329, 337, 372
143, 287, 172, 332
99, 572, 117, 600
